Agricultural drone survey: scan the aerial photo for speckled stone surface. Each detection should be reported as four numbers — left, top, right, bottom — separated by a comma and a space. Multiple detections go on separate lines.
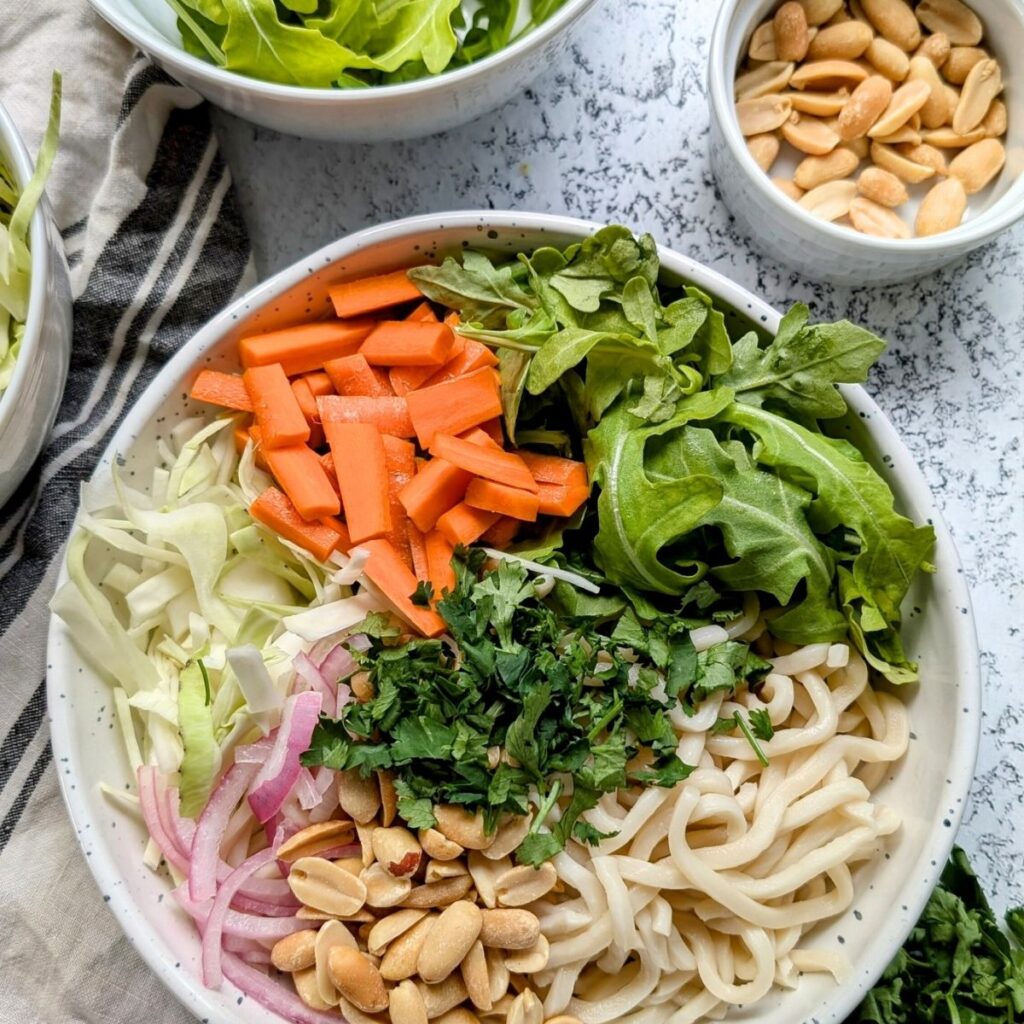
214, 0, 1024, 911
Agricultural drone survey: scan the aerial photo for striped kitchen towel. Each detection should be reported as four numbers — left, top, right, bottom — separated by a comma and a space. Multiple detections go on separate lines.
0, 58, 254, 1023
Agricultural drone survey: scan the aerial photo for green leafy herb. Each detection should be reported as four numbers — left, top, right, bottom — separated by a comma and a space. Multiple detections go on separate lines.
748, 708, 774, 741
848, 847, 1024, 1024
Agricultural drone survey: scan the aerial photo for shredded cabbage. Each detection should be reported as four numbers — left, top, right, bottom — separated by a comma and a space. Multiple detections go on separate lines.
0, 72, 61, 396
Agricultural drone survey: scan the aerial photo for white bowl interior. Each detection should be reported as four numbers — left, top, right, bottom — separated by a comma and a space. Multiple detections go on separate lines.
714, 0, 1024, 249
46, 212, 980, 1024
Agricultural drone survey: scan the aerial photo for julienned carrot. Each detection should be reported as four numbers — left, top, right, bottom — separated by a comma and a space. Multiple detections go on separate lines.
324, 354, 394, 397
405, 368, 503, 447
191, 369, 253, 412
361, 321, 456, 367
382, 435, 417, 570
537, 482, 590, 518
421, 339, 499, 388
430, 434, 538, 493
436, 502, 501, 548
291, 379, 325, 448
465, 479, 540, 522
398, 458, 473, 533
408, 522, 430, 582
390, 334, 466, 396
425, 530, 456, 599
243, 363, 311, 449
239, 320, 374, 376
329, 269, 424, 319
250, 487, 349, 563
406, 302, 439, 323
518, 451, 589, 489
317, 395, 415, 438
263, 443, 341, 520
324, 421, 391, 544
360, 539, 446, 638
481, 516, 520, 549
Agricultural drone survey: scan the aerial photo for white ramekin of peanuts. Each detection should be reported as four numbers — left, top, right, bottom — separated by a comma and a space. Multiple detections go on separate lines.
707, 0, 1024, 285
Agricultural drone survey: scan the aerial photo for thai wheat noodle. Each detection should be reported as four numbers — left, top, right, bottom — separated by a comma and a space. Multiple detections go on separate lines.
593, 858, 638, 953
569, 960, 661, 1024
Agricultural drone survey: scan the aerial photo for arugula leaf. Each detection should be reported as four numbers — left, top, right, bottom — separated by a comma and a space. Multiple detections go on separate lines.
409, 251, 535, 327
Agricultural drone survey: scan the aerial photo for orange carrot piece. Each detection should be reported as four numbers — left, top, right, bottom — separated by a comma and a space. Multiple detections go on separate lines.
233, 420, 253, 454
444, 312, 460, 328
425, 530, 456, 599
359, 539, 445, 637
430, 434, 538, 493
407, 522, 430, 582
191, 369, 253, 412
240, 320, 374, 376
480, 516, 520, 549
243, 363, 311, 449
382, 435, 417, 569
329, 269, 424, 319
324, 354, 394, 397
436, 503, 501, 548
247, 425, 270, 470
303, 370, 335, 397
361, 321, 455, 368
390, 334, 466, 396
476, 418, 505, 447
317, 395, 415, 438
263, 444, 341, 520
319, 451, 339, 494
420, 339, 499, 389
406, 302, 439, 323
465, 479, 540, 522
518, 451, 589, 489
250, 487, 348, 562
398, 459, 473, 533
324, 421, 391, 544
405, 368, 503, 448
291, 378, 325, 449
537, 482, 590, 518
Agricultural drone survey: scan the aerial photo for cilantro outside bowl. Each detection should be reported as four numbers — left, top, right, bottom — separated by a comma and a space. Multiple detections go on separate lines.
46, 211, 980, 1024
86, 0, 600, 142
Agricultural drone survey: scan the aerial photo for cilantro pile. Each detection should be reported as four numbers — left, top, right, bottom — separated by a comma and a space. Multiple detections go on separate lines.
166, 0, 571, 89
410, 226, 935, 684
849, 848, 1024, 1024
302, 551, 773, 866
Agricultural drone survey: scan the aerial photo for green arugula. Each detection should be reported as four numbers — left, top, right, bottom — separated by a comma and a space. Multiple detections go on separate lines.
848, 848, 1024, 1024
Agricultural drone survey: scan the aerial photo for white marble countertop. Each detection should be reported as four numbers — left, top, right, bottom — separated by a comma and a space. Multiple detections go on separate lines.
214, 0, 1024, 911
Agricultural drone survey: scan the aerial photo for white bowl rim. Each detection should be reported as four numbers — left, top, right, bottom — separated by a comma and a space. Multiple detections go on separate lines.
0, 100, 53, 431
46, 209, 982, 1024
86, 0, 597, 103
708, 0, 1024, 254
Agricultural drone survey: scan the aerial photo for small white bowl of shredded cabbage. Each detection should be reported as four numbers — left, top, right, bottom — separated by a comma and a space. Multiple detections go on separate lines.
0, 77, 73, 508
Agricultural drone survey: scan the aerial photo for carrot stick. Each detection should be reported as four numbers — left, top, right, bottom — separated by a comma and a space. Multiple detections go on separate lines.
324, 421, 391, 544
425, 530, 456, 599
518, 451, 589, 489
537, 482, 590, 518
303, 371, 335, 396
319, 451, 339, 494
382, 436, 417, 570
243, 363, 311, 449
475, 418, 505, 447
405, 368, 503, 447
233, 422, 251, 454
263, 444, 341, 520
191, 370, 253, 412
436, 503, 501, 548
317, 395, 415, 438
361, 321, 455, 367
250, 487, 348, 562
291, 378, 325, 448
408, 522, 430, 581
481, 516, 520, 549
406, 302, 439, 323
429, 434, 538, 493
465, 479, 539, 522
329, 269, 424, 319
390, 334, 465, 396
240, 320, 374, 376
398, 458, 473, 533
421, 339, 499, 388
324, 354, 394, 397
360, 539, 446, 638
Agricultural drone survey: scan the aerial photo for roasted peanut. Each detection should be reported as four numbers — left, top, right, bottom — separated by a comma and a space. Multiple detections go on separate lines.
271, 929, 318, 973
870, 141, 936, 181
915, 175, 968, 235
848, 196, 912, 237
860, 0, 920, 51
338, 768, 381, 824
747, 132, 781, 172
294, 966, 333, 1011
288, 856, 368, 917
773, 177, 807, 201
735, 61, 795, 100
942, 46, 987, 85
782, 113, 842, 153
775, 2, 811, 61
434, 806, 494, 851
390, 979, 430, 1024
915, 31, 951, 68
494, 862, 558, 907
461, 939, 493, 1012
315, 919, 358, 1005
328, 947, 389, 1014
372, 827, 424, 879
507, 989, 544, 1024
916, 0, 984, 46
865, 36, 911, 80
420, 828, 464, 862
418, 901, 484, 983
953, 58, 1002, 135
948, 138, 1006, 194
381, 914, 439, 981
857, 165, 909, 205
379, 771, 398, 827
403, 873, 475, 909
907, 56, 949, 129
363, 862, 415, 908
479, 909, 542, 950
278, 821, 355, 863
503, 935, 551, 975
418, 975, 470, 1019
790, 59, 869, 90
838, 75, 893, 139
868, 79, 931, 137
368, 908, 430, 956
798, 178, 859, 219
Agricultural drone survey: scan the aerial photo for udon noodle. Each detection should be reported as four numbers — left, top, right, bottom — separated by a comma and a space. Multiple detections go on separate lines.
526, 639, 909, 1024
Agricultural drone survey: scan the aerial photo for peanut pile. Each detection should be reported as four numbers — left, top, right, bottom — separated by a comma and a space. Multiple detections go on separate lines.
269, 775, 569, 1024
734, 0, 1008, 237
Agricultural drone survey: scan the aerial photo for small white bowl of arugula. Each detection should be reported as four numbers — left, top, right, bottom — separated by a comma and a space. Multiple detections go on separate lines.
87, 0, 600, 141
0, 77, 72, 508
48, 212, 983, 1024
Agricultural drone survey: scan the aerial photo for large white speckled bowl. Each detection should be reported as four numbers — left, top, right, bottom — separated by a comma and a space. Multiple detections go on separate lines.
0, 101, 72, 508
87, 0, 599, 142
708, 0, 1024, 285
47, 211, 980, 1024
